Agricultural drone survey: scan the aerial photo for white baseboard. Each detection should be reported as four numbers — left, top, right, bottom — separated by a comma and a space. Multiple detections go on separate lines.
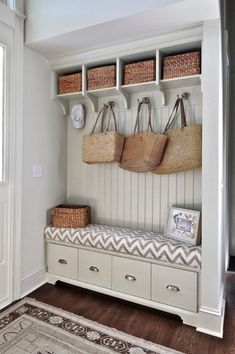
21, 265, 47, 298
197, 299, 226, 338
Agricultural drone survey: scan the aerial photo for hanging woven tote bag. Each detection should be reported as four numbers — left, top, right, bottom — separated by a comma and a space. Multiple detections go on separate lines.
119, 97, 168, 173
152, 97, 202, 175
82, 102, 124, 164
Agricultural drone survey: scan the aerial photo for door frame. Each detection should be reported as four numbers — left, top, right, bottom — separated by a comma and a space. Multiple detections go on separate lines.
0, 3, 25, 304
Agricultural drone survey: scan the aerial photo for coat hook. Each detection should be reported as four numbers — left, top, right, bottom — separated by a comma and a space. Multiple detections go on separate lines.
181, 92, 190, 100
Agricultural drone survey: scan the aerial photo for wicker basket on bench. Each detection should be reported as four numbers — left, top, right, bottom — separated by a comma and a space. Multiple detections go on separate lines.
52, 205, 90, 228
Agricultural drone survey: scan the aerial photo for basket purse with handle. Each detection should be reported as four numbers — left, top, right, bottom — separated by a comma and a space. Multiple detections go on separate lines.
152, 97, 202, 175
82, 101, 124, 164
119, 97, 168, 173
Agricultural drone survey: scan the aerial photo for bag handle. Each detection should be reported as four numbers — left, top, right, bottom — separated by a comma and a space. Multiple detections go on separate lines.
163, 97, 187, 134
134, 97, 153, 134
91, 101, 117, 134
101, 101, 117, 133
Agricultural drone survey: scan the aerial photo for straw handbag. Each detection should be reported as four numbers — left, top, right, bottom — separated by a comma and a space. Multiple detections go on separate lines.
82, 102, 124, 164
119, 97, 167, 173
152, 98, 202, 175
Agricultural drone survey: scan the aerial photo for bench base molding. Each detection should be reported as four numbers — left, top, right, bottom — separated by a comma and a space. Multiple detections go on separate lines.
46, 272, 199, 327
46, 272, 225, 338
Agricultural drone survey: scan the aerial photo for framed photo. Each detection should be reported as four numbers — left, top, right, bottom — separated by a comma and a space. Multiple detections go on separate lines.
165, 207, 200, 245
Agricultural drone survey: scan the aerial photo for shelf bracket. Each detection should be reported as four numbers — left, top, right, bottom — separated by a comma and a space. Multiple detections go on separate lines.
118, 87, 130, 110
51, 70, 70, 117
83, 92, 99, 113
159, 89, 166, 106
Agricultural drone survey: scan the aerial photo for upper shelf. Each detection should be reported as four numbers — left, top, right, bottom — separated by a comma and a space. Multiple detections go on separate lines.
160, 75, 201, 89
52, 41, 202, 114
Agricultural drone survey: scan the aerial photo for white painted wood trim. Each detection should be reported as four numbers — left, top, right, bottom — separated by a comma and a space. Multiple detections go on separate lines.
21, 266, 47, 298
197, 299, 226, 338
200, 19, 224, 315
45, 239, 201, 273
46, 272, 199, 327
0, 3, 15, 29
11, 12, 24, 302
49, 24, 203, 70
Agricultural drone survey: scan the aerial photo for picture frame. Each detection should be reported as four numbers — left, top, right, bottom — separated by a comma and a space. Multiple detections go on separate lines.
165, 207, 201, 245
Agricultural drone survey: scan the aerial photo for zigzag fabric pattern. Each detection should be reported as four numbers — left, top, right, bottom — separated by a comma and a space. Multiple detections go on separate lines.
44, 224, 201, 269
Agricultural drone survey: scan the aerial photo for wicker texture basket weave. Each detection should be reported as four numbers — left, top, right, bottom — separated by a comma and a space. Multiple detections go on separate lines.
83, 102, 124, 164
163, 51, 201, 80
52, 205, 90, 228
124, 59, 155, 85
152, 98, 202, 175
87, 65, 116, 90
58, 73, 82, 94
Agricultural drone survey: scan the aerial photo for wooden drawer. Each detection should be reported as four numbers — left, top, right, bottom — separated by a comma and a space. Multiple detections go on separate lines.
151, 264, 198, 312
47, 243, 78, 279
79, 249, 111, 288
112, 257, 150, 299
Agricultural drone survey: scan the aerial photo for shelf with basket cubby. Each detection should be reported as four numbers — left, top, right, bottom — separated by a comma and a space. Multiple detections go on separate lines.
52, 41, 201, 115
160, 74, 201, 89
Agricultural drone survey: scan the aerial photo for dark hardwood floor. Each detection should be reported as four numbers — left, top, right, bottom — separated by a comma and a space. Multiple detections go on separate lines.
28, 274, 235, 354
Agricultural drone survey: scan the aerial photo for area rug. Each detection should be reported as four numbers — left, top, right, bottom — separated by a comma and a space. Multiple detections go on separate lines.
0, 298, 183, 354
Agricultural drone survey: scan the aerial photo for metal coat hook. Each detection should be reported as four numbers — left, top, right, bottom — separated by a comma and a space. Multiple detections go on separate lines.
138, 97, 150, 104
177, 92, 190, 100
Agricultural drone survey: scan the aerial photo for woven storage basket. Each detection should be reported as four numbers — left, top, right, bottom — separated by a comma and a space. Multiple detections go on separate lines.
124, 59, 155, 85
58, 73, 82, 94
163, 51, 201, 79
52, 205, 90, 228
87, 65, 116, 90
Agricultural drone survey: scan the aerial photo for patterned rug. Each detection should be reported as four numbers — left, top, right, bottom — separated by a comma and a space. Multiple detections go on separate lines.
0, 298, 183, 354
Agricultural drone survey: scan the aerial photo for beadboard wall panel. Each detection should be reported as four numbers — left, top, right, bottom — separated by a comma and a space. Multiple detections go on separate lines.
67, 87, 202, 232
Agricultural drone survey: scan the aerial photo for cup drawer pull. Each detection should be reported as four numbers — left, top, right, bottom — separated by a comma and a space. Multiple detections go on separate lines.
58, 259, 67, 265
166, 284, 180, 292
89, 266, 99, 272
125, 274, 136, 281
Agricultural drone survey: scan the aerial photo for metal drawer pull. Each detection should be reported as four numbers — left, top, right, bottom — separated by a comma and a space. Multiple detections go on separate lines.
89, 266, 99, 272
58, 259, 67, 265
166, 285, 180, 292
125, 274, 136, 281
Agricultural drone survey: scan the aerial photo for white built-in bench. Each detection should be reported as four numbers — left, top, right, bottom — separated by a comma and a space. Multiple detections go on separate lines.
44, 224, 201, 328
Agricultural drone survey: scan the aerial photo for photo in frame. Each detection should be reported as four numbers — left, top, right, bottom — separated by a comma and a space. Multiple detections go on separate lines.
165, 207, 201, 245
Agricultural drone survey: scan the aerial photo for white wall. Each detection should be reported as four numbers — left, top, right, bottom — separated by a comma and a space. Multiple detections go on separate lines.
24, 0, 181, 44
24, 0, 219, 59
21, 47, 67, 296
67, 88, 202, 232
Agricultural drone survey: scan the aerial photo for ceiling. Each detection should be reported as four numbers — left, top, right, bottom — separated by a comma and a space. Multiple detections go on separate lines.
24, 0, 220, 60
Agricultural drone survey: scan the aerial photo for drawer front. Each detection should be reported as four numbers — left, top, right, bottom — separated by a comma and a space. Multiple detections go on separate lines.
47, 243, 78, 279
112, 257, 150, 299
79, 250, 111, 288
152, 264, 197, 312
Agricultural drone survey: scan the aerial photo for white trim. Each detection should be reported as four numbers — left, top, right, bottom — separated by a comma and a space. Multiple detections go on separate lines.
197, 299, 226, 338
21, 280, 47, 299
0, 296, 12, 309
199, 284, 225, 316
49, 24, 203, 70
13, 9, 26, 20
10, 11, 25, 302
21, 266, 47, 297
0, 3, 15, 29
46, 272, 199, 328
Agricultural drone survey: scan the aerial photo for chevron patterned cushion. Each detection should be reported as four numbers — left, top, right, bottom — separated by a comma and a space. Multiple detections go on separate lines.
44, 224, 201, 269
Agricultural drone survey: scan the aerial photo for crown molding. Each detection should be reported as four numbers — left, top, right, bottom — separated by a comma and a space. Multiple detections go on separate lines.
49, 23, 203, 71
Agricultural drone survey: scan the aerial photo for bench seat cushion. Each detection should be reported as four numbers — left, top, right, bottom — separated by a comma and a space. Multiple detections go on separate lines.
44, 224, 201, 269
